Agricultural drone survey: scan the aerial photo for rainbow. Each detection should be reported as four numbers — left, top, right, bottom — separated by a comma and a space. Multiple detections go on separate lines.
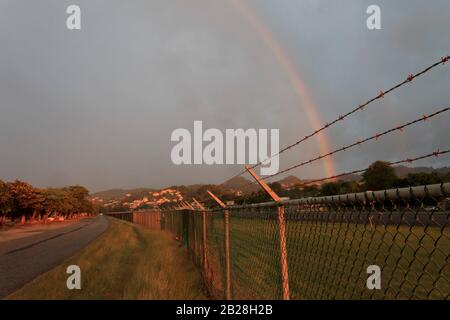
230, 0, 336, 178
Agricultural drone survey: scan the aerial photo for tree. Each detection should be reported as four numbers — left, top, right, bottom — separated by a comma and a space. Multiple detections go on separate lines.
362, 161, 397, 191
7, 180, 44, 224
301, 185, 320, 197
406, 172, 442, 186
0, 180, 13, 225
41, 188, 74, 222
1, 179, 94, 225
444, 172, 450, 183
340, 181, 361, 194
321, 182, 341, 196
268, 182, 284, 196
66, 186, 92, 215
319, 180, 362, 196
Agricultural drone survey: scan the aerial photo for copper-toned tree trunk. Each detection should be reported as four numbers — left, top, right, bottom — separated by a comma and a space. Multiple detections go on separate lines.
29, 210, 38, 223
42, 210, 51, 224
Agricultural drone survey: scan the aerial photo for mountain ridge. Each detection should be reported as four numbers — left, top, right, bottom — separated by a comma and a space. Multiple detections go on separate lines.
91, 165, 450, 204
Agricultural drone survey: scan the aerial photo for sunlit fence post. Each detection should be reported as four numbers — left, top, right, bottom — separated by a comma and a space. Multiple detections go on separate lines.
245, 165, 291, 300
277, 204, 290, 300
193, 198, 209, 279
224, 207, 231, 300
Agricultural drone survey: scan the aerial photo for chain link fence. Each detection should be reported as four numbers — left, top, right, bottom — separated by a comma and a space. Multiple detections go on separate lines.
107, 183, 450, 300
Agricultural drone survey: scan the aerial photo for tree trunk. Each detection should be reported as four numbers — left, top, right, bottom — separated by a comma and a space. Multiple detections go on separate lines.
42, 210, 51, 224
29, 210, 38, 224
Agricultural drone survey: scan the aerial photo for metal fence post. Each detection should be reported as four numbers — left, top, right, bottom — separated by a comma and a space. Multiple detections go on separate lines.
224, 207, 231, 300
277, 204, 290, 300
207, 190, 231, 300
193, 198, 208, 277
245, 165, 290, 300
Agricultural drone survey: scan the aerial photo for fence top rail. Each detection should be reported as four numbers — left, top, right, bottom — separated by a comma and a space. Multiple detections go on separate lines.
188, 183, 450, 211
282, 182, 449, 205
104, 211, 133, 215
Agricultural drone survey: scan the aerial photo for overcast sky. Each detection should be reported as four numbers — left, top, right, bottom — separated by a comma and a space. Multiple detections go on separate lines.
0, 0, 449, 192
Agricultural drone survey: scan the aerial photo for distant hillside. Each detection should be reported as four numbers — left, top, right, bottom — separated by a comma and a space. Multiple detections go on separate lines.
90, 188, 155, 201
394, 165, 450, 178
220, 176, 257, 193
277, 175, 302, 188
221, 176, 250, 189
338, 173, 363, 182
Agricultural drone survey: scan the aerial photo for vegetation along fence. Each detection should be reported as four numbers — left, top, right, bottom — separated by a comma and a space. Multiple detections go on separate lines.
107, 182, 450, 300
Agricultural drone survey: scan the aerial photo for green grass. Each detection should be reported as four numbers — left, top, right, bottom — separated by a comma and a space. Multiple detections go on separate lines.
7, 217, 207, 300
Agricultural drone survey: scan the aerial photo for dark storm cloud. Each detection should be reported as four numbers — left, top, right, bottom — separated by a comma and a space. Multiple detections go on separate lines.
0, 0, 449, 191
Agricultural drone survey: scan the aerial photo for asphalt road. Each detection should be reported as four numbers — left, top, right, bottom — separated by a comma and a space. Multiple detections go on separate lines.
0, 215, 108, 298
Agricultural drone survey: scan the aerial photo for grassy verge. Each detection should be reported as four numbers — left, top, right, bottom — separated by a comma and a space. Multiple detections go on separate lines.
7, 217, 207, 300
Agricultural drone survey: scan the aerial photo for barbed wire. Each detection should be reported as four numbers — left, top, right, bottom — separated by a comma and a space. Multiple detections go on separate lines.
262, 107, 450, 181
226, 55, 450, 181
277, 149, 450, 188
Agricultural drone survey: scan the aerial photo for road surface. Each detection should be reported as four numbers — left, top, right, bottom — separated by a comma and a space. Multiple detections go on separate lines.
0, 215, 108, 298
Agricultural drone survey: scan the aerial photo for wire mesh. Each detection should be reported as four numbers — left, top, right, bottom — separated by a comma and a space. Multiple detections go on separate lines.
204, 209, 227, 299
228, 206, 283, 299
284, 198, 449, 299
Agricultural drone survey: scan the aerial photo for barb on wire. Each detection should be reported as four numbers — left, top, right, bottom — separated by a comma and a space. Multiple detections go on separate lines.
263, 107, 450, 181
226, 55, 450, 181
